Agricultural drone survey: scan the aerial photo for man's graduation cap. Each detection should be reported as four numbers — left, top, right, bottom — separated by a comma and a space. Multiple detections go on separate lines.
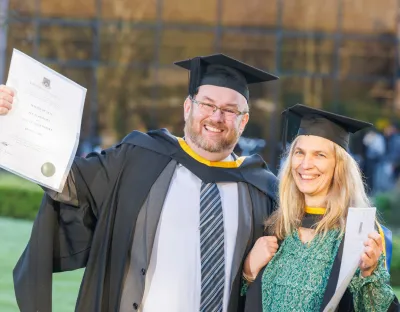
174, 53, 278, 102
282, 104, 373, 151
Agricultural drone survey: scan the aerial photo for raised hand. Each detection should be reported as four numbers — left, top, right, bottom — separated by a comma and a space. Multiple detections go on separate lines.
0, 85, 15, 115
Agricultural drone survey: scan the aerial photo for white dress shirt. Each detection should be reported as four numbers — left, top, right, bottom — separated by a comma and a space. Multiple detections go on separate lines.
140, 158, 239, 312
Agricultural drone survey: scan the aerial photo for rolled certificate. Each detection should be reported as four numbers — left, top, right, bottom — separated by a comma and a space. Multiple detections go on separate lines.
0, 49, 86, 192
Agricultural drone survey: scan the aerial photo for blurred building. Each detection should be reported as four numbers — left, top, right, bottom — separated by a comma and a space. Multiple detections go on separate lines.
1, 0, 400, 169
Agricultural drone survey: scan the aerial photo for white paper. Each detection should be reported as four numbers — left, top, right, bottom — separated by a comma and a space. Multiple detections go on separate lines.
0, 49, 86, 192
323, 207, 376, 312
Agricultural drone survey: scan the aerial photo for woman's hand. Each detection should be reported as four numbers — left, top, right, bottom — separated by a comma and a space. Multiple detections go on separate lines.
243, 236, 279, 281
359, 231, 383, 277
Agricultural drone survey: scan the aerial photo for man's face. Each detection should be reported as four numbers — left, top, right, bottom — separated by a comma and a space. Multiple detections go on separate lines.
183, 85, 249, 154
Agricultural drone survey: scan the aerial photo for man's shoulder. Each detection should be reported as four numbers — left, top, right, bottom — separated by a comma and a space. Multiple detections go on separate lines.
120, 129, 163, 145
259, 168, 278, 202
241, 154, 278, 201
118, 129, 179, 157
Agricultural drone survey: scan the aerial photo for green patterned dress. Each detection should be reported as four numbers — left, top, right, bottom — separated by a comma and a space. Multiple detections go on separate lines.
260, 229, 394, 312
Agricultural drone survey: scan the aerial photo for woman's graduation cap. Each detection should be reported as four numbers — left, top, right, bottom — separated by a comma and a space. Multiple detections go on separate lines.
282, 104, 373, 151
174, 53, 278, 102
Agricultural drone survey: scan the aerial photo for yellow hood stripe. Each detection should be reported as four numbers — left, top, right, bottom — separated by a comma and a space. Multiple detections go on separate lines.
305, 207, 326, 215
177, 137, 246, 168
375, 221, 387, 269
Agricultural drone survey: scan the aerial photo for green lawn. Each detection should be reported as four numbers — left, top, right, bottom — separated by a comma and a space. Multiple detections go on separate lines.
0, 217, 83, 312
0, 173, 41, 191
1, 217, 400, 311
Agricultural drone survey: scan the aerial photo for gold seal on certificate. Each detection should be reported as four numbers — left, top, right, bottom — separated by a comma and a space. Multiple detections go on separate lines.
41, 162, 56, 177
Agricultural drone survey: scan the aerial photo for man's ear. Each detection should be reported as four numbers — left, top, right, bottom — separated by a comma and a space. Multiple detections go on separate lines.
183, 97, 192, 121
239, 113, 250, 134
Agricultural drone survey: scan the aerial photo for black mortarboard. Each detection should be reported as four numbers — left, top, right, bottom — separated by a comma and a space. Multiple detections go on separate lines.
174, 53, 278, 102
282, 104, 373, 151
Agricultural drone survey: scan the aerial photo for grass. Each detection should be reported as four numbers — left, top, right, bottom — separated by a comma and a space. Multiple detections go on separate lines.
0, 217, 83, 312
0, 173, 41, 191
0, 215, 400, 311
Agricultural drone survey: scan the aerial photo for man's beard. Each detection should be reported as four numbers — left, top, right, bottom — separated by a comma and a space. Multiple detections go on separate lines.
184, 111, 240, 153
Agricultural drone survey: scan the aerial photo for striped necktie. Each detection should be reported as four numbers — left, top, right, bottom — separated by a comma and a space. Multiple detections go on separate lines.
199, 182, 225, 312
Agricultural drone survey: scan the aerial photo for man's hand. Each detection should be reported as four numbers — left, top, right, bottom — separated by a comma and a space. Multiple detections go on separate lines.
360, 231, 383, 277
243, 236, 279, 281
0, 85, 14, 115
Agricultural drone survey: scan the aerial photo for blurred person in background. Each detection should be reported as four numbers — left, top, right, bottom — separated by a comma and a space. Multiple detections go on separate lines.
384, 121, 400, 182
0, 54, 279, 312
242, 105, 398, 312
373, 120, 400, 193
362, 128, 386, 194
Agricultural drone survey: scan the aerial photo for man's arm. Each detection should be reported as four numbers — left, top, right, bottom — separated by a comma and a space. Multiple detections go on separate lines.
42, 143, 130, 216
42, 170, 79, 206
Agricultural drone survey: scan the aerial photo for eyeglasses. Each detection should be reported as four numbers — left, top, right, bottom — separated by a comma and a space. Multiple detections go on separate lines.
189, 96, 248, 120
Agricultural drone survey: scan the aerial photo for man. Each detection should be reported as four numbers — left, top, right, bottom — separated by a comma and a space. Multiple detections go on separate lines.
0, 54, 279, 312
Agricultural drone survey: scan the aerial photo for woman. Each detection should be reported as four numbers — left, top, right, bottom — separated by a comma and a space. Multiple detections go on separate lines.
243, 104, 398, 312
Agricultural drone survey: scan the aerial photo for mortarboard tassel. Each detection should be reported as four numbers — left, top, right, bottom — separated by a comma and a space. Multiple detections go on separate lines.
188, 57, 202, 97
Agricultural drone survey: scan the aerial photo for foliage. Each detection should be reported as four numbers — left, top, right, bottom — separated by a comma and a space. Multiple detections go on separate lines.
390, 235, 400, 285
0, 174, 43, 220
373, 187, 400, 285
373, 184, 400, 227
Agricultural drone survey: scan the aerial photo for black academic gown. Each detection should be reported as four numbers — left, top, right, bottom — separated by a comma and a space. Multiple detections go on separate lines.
13, 129, 278, 312
244, 235, 400, 312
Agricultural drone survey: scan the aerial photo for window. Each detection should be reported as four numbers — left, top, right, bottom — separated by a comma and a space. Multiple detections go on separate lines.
9, 0, 36, 16
340, 39, 395, 79
338, 80, 394, 121
6, 23, 35, 59
280, 77, 334, 110
343, 0, 396, 35
101, 0, 157, 21
41, 0, 96, 18
153, 68, 187, 135
222, 0, 277, 27
39, 25, 93, 61
281, 38, 334, 75
159, 30, 215, 65
163, 0, 217, 25
220, 32, 276, 71
100, 25, 155, 65
282, 0, 338, 32
58, 67, 93, 139
96, 67, 154, 143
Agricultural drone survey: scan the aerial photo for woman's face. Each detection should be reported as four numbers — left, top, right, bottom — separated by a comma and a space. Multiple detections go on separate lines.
291, 135, 336, 201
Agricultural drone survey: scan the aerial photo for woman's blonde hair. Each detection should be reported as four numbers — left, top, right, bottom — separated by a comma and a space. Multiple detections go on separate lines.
266, 136, 371, 240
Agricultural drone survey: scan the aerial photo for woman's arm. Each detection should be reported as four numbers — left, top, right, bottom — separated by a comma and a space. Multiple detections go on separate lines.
243, 236, 279, 281
349, 254, 395, 312
349, 231, 396, 311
